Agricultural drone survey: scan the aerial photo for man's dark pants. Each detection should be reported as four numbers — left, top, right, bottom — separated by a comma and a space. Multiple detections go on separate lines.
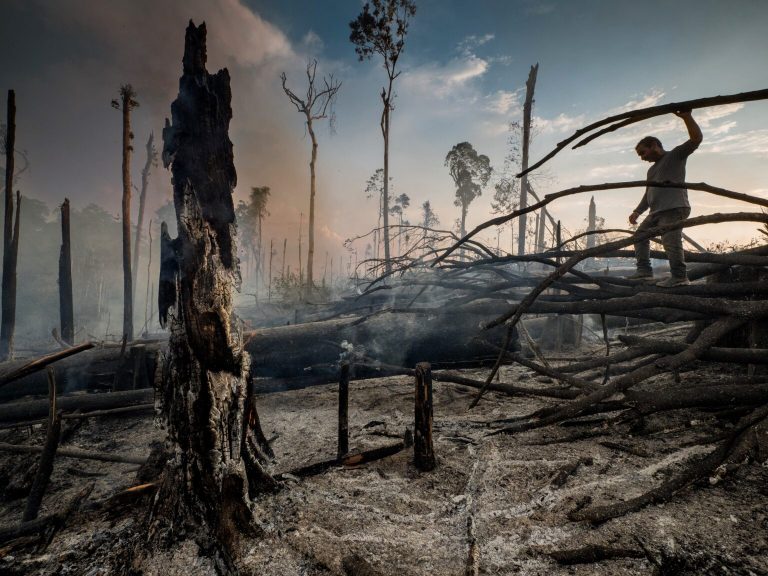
634, 207, 691, 279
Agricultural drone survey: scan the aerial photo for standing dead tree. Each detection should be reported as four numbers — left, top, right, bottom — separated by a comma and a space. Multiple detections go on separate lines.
1, 90, 21, 362
350, 0, 417, 275
281, 60, 341, 298
132, 132, 157, 302
112, 85, 139, 342
517, 64, 538, 255
59, 199, 74, 345
152, 21, 276, 570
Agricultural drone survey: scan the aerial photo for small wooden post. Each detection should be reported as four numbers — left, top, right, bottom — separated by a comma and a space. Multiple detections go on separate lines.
337, 361, 350, 460
414, 362, 435, 471
59, 199, 74, 345
23, 367, 61, 521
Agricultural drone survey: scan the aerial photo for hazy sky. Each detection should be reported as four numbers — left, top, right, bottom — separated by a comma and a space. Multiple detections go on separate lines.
2, 0, 768, 269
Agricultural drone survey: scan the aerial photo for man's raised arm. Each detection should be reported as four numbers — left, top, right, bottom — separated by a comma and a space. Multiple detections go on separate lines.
674, 110, 703, 145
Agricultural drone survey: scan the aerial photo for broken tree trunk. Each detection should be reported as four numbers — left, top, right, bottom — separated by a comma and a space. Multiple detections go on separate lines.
153, 20, 273, 565
517, 63, 538, 256
1, 89, 20, 362
59, 199, 74, 345
132, 132, 156, 303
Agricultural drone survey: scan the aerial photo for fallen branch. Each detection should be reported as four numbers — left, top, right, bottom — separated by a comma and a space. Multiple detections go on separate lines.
279, 441, 408, 479
543, 544, 645, 565
490, 316, 746, 435
517, 88, 768, 177
23, 368, 62, 522
0, 403, 155, 430
0, 442, 147, 464
0, 482, 94, 545
569, 402, 768, 524
0, 342, 95, 389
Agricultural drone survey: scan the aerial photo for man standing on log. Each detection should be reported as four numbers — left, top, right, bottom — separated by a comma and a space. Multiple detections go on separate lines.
627, 110, 703, 287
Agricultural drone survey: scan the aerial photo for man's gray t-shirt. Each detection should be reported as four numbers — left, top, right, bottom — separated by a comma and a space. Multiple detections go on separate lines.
634, 139, 700, 215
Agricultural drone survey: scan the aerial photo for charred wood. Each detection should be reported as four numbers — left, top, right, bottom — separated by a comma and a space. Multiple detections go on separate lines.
0, 342, 95, 391
0, 389, 152, 424
0, 442, 146, 464
543, 544, 645, 565
281, 441, 408, 479
413, 363, 436, 471
569, 403, 768, 524
58, 199, 74, 345
22, 369, 61, 522
0, 483, 93, 546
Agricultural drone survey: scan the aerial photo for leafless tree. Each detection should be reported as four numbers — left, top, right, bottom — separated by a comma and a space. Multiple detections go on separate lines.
111, 84, 139, 341
281, 60, 341, 298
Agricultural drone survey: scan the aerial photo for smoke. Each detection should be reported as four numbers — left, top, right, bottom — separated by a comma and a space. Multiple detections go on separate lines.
3, 0, 354, 303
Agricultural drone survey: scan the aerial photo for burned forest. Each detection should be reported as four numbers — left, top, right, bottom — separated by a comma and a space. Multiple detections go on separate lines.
2, 4, 768, 576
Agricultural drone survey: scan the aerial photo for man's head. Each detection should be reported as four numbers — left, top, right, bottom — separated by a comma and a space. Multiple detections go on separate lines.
635, 136, 664, 163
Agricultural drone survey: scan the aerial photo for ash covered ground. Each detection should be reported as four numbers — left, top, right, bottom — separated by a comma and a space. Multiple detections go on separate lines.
1, 325, 767, 575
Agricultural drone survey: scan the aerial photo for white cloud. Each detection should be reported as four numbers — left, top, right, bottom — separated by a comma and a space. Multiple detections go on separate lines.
704, 129, 768, 156
403, 55, 489, 98
706, 121, 738, 136
608, 89, 666, 115
695, 103, 744, 126
534, 112, 586, 134
458, 34, 495, 55
485, 89, 523, 115
403, 33, 501, 99
588, 164, 642, 180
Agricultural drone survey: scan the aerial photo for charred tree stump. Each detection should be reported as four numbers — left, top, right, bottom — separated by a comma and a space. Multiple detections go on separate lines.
153, 20, 274, 564
414, 362, 436, 471
338, 361, 350, 459
59, 199, 74, 345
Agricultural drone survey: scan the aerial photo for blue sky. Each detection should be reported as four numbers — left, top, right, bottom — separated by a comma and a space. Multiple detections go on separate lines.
2, 0, 768, 267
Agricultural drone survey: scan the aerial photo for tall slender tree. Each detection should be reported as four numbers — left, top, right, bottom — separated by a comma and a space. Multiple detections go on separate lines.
132, 132, 157, 301
350, 0, 417, 275
112, 84, 139, 341
445, 141, 492, 239
281, 61, 341, 297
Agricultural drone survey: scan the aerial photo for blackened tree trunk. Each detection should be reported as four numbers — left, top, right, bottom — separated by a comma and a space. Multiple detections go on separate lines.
132, 132, 156, 302
59, 199, 74, 345
154, 21, 275, 564
517, 64, 538, 256
1, 90, 20, 362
